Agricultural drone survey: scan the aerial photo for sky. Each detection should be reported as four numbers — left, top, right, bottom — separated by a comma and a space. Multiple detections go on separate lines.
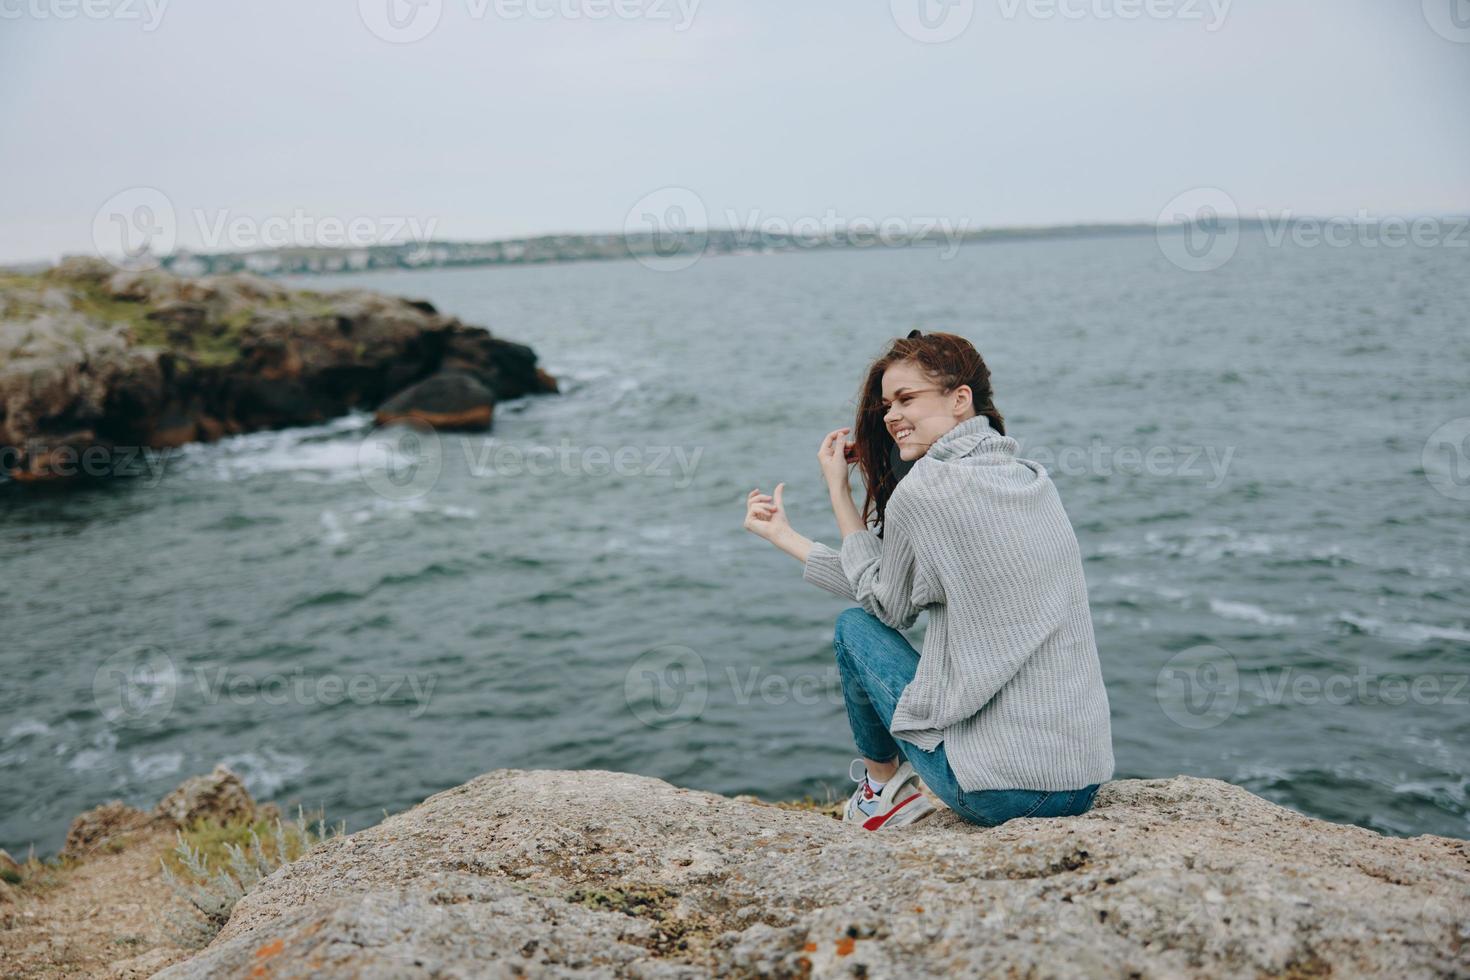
0, 0, 1467, 264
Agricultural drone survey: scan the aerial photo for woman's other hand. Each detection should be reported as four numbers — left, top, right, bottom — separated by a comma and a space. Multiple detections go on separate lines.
744, 484, 792, 543
818, 427, 854, 494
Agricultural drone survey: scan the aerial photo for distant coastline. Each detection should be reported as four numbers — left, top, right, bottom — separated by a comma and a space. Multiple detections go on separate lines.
9, 213, 1461, 280
3, 220, 1258, 280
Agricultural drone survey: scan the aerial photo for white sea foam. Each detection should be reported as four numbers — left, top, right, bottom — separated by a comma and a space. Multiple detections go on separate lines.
218, 749, 309, 799
130, 751, 184, 781
1209, 599, 1298, 627
1338, 613, 1470, 645
5, 719, 52, 740
1108, 574, 1189, 601
175, 411, 376, 484
66, 730, 119, 772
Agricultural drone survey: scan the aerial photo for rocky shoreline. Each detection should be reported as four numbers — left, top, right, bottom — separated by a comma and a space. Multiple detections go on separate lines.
0, 258, 557, 483
4, 767, 1466, 978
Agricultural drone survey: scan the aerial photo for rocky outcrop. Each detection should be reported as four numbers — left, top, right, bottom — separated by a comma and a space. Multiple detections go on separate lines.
0, 257, 557, 482
153, 763, 259, 828
157, 769, 1470, 978
61, 764, 265, 860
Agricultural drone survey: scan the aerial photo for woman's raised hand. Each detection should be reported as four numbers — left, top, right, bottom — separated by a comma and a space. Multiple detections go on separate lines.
818, 427, 854, 493
743, 484, 791, 543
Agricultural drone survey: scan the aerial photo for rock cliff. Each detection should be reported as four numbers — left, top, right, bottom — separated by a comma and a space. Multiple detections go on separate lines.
156, 768, 1469, 978
0, 258, 557, 482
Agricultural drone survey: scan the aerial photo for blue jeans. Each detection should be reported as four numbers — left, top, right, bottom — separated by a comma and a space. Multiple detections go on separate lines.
832, 606, 1101, 828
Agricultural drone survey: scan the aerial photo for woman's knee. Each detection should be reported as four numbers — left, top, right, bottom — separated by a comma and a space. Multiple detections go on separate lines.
833, 606, 878, 650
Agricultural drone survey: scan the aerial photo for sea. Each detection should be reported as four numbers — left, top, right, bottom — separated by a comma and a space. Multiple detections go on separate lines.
3, 227, 1467, 856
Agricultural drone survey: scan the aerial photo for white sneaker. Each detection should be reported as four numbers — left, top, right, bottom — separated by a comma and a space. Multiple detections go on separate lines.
843, 759, 936, 830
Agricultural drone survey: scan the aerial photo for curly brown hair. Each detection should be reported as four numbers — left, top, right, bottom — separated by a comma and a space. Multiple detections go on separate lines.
850, 329, 1005, 533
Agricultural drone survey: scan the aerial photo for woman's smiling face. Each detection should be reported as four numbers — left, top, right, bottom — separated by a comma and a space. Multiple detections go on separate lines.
880, 360, 971, 461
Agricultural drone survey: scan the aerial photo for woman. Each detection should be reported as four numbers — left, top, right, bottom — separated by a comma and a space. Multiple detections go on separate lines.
743, 330, 1114, 830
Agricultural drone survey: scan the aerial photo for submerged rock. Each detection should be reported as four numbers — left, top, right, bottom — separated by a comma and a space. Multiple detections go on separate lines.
156, 768, 1470, 978
0, 257, 557, 483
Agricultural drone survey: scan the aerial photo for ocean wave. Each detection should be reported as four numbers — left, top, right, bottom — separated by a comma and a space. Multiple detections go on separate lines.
5, 719, 52, 740
217, 749, 309, 799
130, 751, 184, 781
174, 411, 376, 484
1208, 599, 1298, 627
1337, 613, 1470, 645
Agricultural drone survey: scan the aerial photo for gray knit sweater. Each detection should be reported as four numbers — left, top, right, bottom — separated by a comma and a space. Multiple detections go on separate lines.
802, 413, 1115, 792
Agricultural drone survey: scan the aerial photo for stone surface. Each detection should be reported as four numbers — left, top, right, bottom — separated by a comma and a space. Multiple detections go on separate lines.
60, 801, 151, 861
157, 769, 1470, 979
0, 258, 557, 482
374, 370, 495, 431
153, 763, 257, 828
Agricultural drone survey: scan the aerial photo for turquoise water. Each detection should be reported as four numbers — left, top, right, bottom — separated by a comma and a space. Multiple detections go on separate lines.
3, 229, 1467, 854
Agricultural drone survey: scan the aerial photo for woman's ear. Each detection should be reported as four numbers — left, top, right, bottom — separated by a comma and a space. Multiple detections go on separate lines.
953, 384, 974, 416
